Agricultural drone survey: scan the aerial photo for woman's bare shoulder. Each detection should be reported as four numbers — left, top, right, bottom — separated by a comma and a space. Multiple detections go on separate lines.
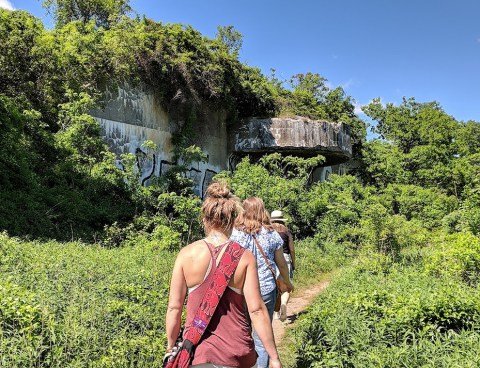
240, 249, 256, 266
177, 239, 205, 258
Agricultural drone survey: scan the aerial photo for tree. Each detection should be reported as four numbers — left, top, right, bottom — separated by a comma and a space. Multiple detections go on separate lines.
43, 0, 131, 28
282, 73, 366, 153
216, 154, 323, 234
363, 97, 457, 153
0, 10, 55, 120
322, 87, 366, 154
361, 97, 459, 193
290, 72, 329, 101
455, 120, 480, 157
358, 140, 410, 188
215, 25, 243, 57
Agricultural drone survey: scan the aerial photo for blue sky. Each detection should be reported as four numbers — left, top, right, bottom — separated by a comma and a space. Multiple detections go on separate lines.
3, 0, 480, 127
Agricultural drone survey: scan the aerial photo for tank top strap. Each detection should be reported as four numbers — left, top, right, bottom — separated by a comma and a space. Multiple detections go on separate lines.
202, 240, 216, 258
203, 240, 230, 264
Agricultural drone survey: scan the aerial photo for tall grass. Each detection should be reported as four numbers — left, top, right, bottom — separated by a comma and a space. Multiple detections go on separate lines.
292, 239, 348, 288
0, 232, 176, 367
290, 252, 480, 367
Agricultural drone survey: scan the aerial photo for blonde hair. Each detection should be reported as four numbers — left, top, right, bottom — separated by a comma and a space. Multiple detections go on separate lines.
234, 197, 273, 235
201, 181, 241, 233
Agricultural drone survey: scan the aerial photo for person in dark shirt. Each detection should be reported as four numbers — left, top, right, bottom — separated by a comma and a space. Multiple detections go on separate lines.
270, 210, 296, 322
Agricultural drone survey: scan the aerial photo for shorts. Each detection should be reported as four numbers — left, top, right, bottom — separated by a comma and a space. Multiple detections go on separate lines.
276, 253, 293, 280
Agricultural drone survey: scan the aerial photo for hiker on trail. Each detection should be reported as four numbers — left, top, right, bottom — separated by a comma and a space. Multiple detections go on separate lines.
165, 182, 283, 368
231, 197, 294, 368
270, 210, 296, 322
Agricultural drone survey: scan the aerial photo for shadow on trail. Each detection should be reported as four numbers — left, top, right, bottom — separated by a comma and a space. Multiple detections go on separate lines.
285, 309, 309, 324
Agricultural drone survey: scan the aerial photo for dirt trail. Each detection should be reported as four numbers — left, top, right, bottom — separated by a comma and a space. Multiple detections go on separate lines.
272, 280, 330, 347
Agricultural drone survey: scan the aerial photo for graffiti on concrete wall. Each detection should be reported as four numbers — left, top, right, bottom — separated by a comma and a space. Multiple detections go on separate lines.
186, 167, 202, 196
159, 159, 176, 175
132, 152, 217, 198
135, 147, 156, 186
201, 169, 218, 197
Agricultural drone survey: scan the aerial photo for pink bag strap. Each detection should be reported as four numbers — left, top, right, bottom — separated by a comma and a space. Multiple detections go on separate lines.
163, 241, 245, 368
184, 240, 245, 343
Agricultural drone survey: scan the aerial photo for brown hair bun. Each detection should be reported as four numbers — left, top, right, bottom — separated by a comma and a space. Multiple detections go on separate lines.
202, 180, 240, 232
205, 180, 232, 199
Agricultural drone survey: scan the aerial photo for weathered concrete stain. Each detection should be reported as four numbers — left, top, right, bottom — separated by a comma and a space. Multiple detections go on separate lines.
92, 84, 227, 196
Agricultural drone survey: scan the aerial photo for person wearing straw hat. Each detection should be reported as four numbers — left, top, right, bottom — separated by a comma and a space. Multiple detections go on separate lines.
270, 210, 296, 322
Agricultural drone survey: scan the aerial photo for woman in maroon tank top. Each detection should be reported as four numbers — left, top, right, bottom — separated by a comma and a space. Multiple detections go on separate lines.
165, 181, 283, 368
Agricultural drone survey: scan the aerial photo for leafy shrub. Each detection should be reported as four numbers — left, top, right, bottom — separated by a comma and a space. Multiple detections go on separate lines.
293, 267, 480, 368
382, 184, 458, 229
0, 279, 54, 367
0, 232, 175, 366
217, 154, 322, 236
102, 192, 202, 248
300, 174, 371, 241
443, 195, 480, 236
293, 239, 346, 287
424, 232, 480, 285
360, 204, 401, 257
352, 251, 394, 276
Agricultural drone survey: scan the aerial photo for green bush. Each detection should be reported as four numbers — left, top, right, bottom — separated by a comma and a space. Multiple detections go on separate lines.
443, 204, 480, 236
0, 279, 55, 367
424, 232, 480, 285
300, 175, 372, 241
0, 232, 176, 366
293, 239, 346, 287
217, 154, 322, 236
102, 192, 202, 248
382, 184, 458, 229
292, 266, 480, 368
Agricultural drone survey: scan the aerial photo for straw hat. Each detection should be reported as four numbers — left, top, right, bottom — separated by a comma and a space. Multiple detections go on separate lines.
271, 210, 287, 223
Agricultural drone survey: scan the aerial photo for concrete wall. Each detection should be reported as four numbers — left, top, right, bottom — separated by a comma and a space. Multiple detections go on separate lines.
92, 84, 229, 196
92, 85, 354, 194
228, 117, 352, 166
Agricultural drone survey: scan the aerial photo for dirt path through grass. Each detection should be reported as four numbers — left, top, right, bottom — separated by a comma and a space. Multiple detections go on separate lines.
272, 279, 330, 349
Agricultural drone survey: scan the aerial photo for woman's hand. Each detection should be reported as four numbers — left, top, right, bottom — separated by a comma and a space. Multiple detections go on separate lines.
277, 275, 293, 293
285, 279, 294, 293
274, 248, 292, 288
163, 341, 183, 365
165, 252, 187, 351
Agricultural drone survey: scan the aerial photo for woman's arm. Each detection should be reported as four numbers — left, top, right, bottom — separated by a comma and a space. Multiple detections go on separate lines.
243, 252, 282, 368
274, 248, 294, 292
165, 252, 187, 350
288, 232, 295, 270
